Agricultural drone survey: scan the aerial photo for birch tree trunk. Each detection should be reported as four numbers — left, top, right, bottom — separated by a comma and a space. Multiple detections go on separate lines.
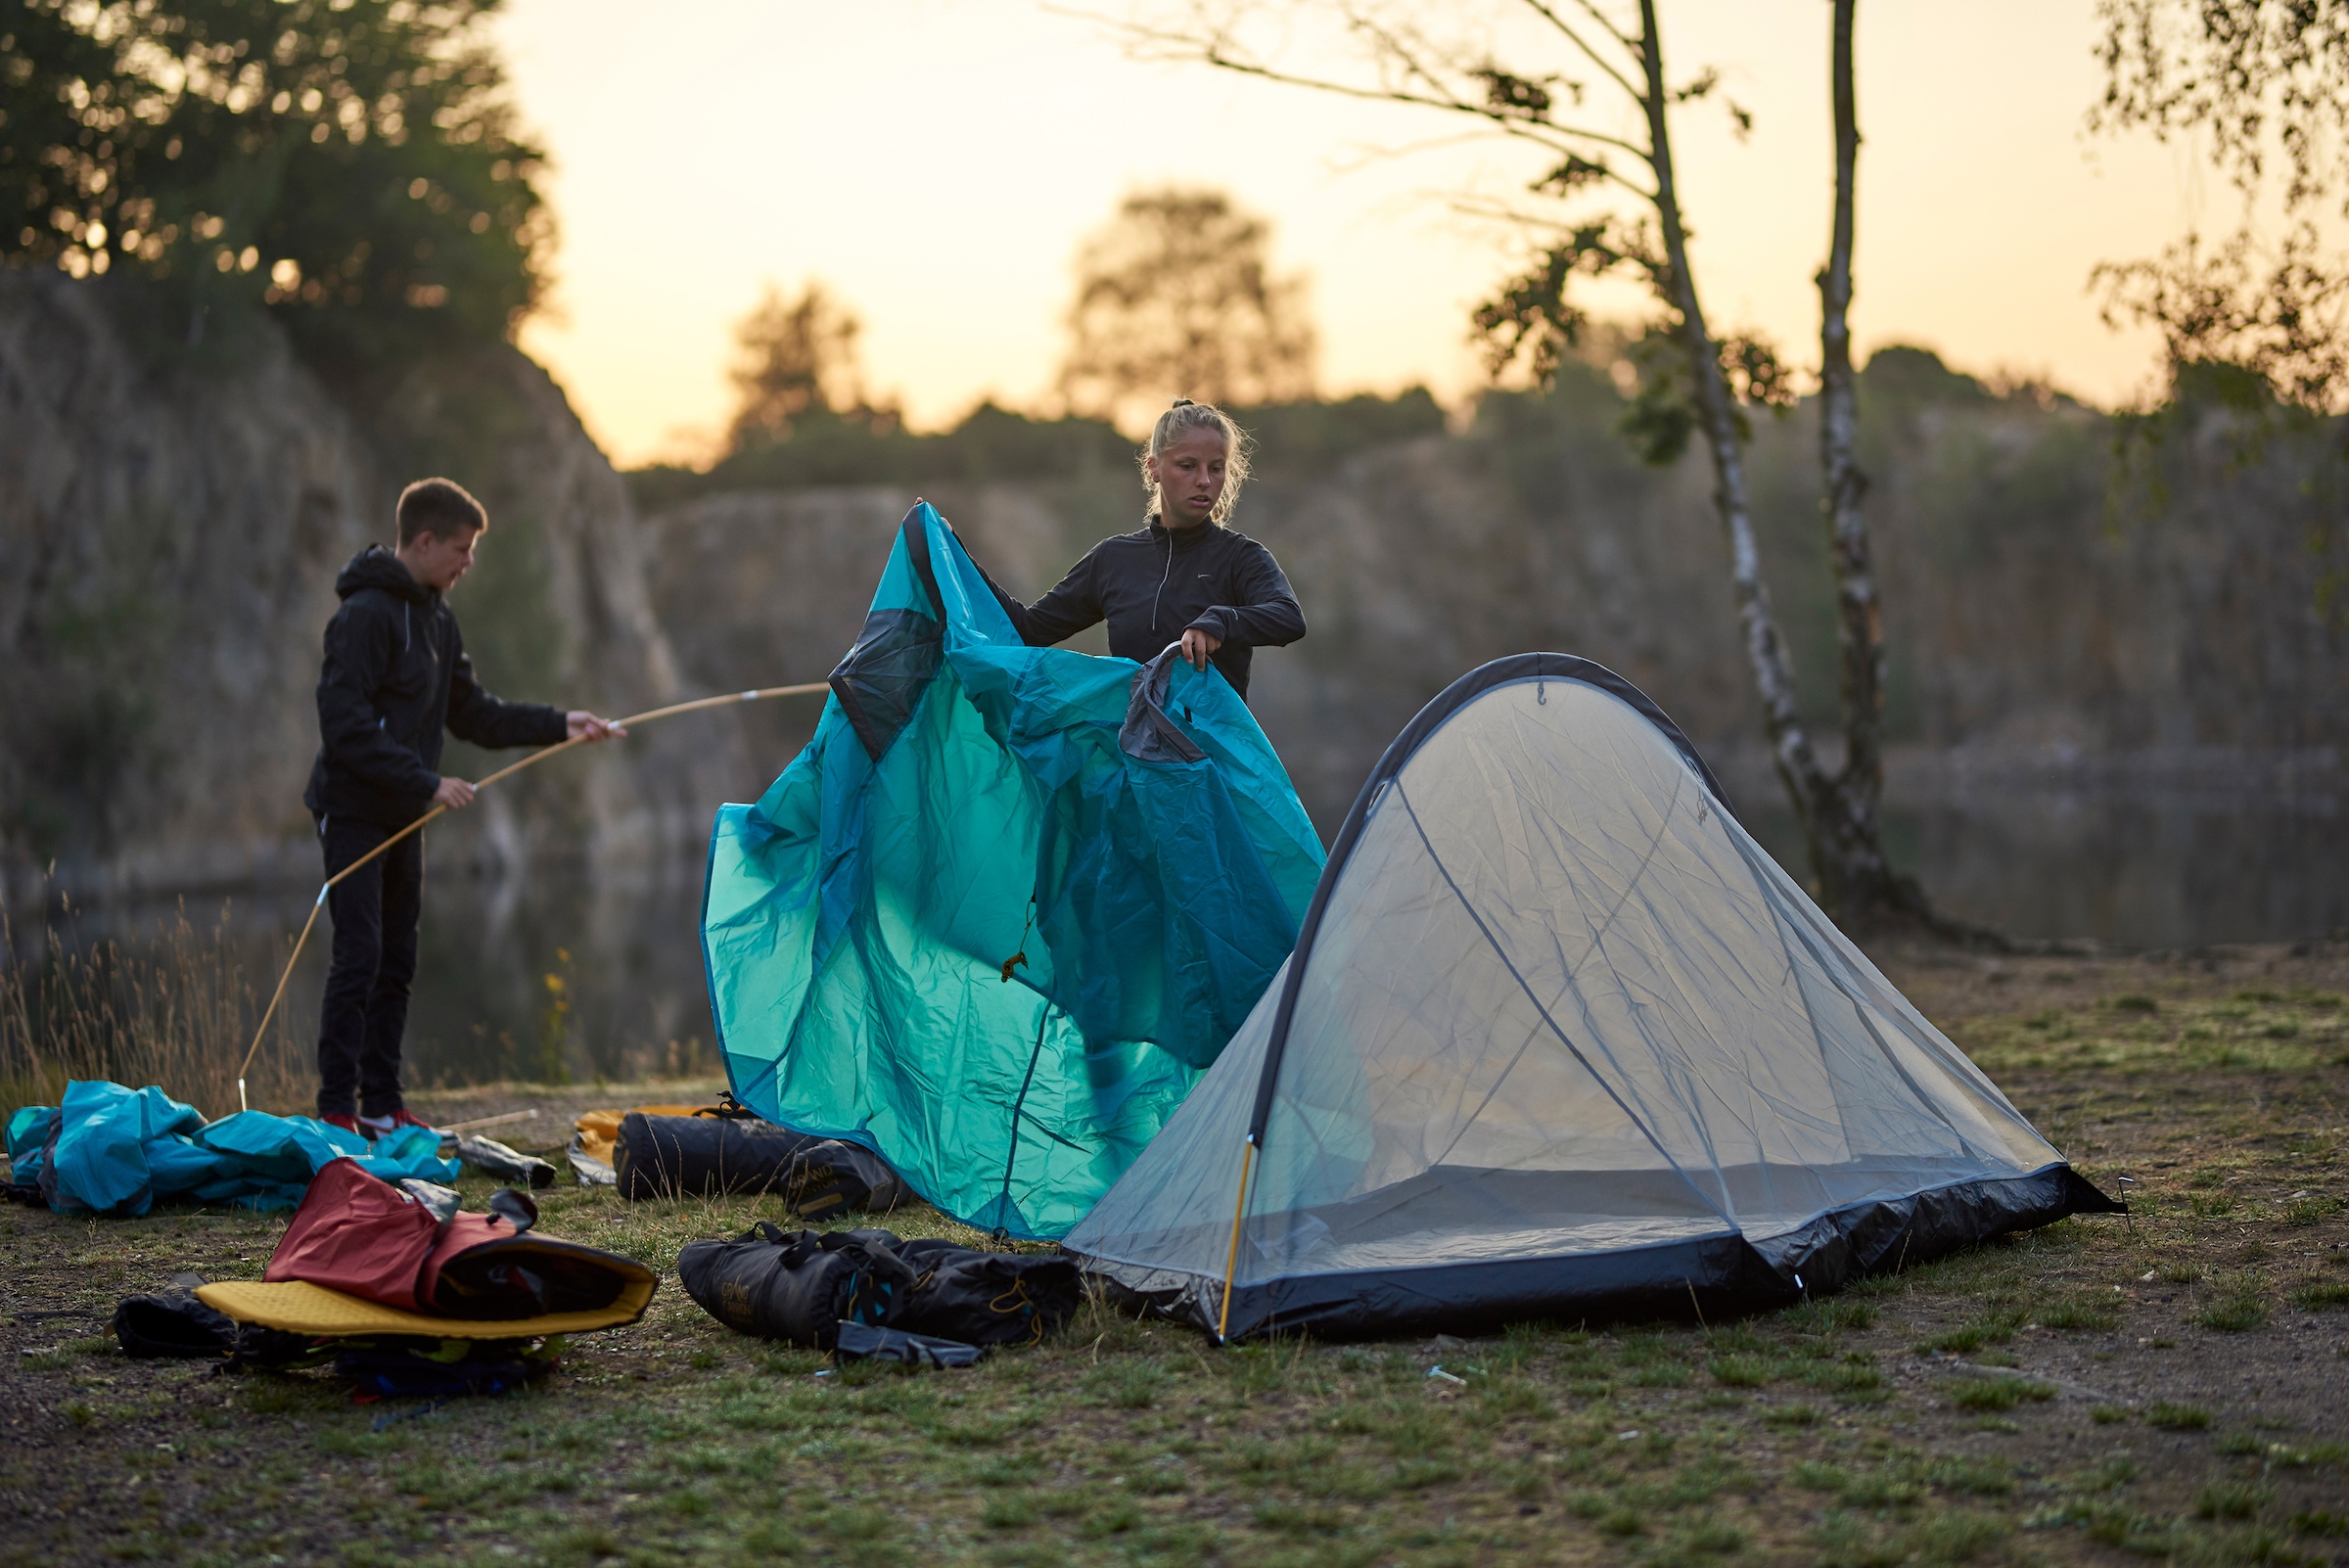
1636, 0, 1929, 928
1811, 0, 1931, 924
1633, 1, 1834, 853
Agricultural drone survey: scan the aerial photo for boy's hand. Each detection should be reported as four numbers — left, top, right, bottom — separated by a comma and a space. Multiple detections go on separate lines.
568, 711, 625, 743
434, 777, 477, 810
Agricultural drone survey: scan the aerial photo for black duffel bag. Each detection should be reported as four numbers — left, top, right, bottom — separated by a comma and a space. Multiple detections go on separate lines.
613, 1112, 905, 1217
894, 1237, 1084, 1348
675, 1223, 916, 1349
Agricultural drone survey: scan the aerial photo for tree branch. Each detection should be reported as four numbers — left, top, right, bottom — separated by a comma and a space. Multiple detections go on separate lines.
1512, 0, 1647, 103
1072, 8, 1657, 165
1171, 31, 1653, 163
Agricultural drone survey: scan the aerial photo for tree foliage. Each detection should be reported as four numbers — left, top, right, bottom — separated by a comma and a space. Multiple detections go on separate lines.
1058, 186, 1314, 430
726, 280, 876, 454
2090, 0, 2349, 414
0, 0, 549, 358
2093, 226, 2349, 414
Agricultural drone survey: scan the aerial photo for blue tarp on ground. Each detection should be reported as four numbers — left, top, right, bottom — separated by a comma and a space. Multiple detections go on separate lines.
3, 1080, 458, 1216
703, 503, 1324, 1239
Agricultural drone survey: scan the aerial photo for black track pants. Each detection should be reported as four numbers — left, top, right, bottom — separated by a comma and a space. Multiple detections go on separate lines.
315, 816, 424, 1120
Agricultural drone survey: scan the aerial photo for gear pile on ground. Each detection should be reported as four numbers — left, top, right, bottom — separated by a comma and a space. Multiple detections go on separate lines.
111, 1156, 656, 1399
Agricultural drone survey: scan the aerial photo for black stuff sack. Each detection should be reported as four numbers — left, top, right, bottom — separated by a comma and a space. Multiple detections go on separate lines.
614, 1114, 905, 1216
115, 1274, 239, 1359
893, 1237, 1084, 1348
784, 1138, 907, 1222
675, 1223, 915, 1350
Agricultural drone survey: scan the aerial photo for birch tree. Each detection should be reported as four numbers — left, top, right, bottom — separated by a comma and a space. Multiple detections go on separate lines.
1117, 0, 1930, 926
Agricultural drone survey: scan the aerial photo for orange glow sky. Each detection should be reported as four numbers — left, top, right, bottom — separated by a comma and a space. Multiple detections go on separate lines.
494, 1, 2225, 467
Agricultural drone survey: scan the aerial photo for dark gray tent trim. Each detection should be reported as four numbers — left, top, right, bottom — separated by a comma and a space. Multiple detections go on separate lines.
1068, 654, 2124, 1343
1085, 1163, 2118, 1343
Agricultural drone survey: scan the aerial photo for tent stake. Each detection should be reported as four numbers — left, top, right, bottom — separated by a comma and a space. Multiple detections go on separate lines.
233, 683, 829, 1101
1215, 1138, 1257, 1344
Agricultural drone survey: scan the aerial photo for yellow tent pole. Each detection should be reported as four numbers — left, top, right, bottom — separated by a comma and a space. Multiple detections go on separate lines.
1215, 1138, 1257, 1343
235, 681, 830, 1111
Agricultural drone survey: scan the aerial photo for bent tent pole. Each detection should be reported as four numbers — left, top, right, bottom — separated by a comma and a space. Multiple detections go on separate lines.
235, 682, 831, 1113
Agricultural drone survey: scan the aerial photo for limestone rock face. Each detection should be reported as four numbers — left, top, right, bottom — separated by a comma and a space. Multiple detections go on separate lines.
0, 273, 748, 898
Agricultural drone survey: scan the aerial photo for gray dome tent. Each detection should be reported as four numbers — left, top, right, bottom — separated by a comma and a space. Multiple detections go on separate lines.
1065, 655, 2120, 1341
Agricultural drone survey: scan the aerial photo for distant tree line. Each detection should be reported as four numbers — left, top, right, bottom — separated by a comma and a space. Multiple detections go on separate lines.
629, 183, 1402, 510
627, 385, 1447, 512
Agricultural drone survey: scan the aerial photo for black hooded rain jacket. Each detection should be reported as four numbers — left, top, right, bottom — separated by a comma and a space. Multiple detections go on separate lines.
303, 546, 569, 827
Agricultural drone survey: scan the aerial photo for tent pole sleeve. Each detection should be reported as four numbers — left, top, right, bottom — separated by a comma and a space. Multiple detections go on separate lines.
992, 1000, 1053, 1230
1216, 1139, 1257, 1343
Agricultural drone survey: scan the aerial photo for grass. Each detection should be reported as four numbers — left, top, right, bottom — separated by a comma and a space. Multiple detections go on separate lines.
1963, 985, 2347, 1078
2149, 1402, 2216, 1430
3, 945, 2348, 1565
1, 897, 308, 1124
1939, 1376, 2057, 1411
2196, 1281, 2271, 1333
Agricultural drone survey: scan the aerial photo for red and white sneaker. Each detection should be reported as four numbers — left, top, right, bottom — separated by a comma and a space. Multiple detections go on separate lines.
319, 1112, 371, 1139
360, 1108, 438, 1136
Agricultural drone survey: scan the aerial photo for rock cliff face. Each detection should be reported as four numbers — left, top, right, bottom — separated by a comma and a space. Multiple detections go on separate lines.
8, 273, 2341, 900
0, 273, 751, 899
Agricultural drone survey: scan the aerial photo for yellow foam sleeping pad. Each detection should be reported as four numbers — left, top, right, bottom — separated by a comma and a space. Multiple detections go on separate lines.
197, 1276, 656, 1339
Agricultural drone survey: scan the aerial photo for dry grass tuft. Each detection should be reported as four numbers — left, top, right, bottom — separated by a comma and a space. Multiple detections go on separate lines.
1, 894, 307, 1125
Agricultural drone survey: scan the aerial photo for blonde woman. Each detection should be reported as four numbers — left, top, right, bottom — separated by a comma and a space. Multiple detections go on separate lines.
983, 398, 1304, 700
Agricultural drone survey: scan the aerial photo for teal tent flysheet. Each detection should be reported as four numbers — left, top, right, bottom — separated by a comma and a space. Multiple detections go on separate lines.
703, 503, 1324, 1238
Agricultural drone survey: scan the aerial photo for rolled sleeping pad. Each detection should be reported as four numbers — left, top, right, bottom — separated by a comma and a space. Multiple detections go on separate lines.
612, 1113, 906, 1217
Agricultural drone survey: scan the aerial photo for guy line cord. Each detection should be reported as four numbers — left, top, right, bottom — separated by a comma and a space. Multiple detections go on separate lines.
235, 682, 829, 1113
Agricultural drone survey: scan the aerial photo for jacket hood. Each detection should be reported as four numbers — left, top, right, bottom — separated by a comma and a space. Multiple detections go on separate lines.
335, 545, 430, 603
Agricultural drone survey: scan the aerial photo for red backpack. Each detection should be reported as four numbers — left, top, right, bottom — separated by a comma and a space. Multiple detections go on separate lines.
266, 1158, 651, 1320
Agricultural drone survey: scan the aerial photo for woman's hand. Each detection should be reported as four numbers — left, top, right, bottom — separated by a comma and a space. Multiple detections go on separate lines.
1180, 626, 1222, 670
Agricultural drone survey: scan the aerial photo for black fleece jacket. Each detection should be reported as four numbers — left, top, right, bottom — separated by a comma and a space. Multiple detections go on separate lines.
303, 546, 570, 827
984, 518, 1305, 700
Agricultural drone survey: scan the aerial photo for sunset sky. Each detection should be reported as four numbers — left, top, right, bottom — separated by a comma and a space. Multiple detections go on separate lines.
493, 1, 2226, 467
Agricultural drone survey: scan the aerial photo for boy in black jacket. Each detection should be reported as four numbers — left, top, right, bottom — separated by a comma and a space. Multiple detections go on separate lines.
302, 479, 622, 1137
